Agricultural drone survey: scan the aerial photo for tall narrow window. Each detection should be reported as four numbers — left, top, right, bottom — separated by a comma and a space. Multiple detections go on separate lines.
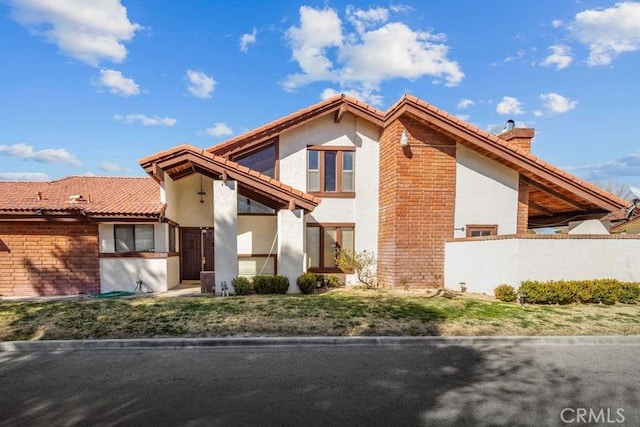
323, 227, 337, 268
324, 151, 337, 192
168, 225, 176, 252
307, 150, 320, 192
306, 226, 320, 268
342, 151, 354, 192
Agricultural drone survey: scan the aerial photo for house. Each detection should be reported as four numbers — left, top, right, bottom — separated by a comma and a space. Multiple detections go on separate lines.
1, 94, 638, 297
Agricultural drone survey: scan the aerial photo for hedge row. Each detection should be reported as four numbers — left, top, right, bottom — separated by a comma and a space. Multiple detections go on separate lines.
494, 279, 640, 305
231, 275, 289, 295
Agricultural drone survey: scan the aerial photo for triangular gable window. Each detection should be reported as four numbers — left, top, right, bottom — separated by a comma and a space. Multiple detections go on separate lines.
238, 195, 275, 214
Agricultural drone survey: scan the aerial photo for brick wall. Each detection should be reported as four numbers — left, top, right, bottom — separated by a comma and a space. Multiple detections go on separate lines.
378, 116, 457, 288
0, 222, 100, 297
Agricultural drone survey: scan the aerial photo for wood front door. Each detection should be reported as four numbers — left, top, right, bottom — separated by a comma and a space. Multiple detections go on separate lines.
181, 228, 215, 280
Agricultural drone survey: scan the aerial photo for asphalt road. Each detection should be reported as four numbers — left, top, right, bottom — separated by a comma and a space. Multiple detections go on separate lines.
1, 339, 639, 426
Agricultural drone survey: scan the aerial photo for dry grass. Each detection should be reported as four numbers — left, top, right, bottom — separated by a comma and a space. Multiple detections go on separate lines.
1, 287, 639, 341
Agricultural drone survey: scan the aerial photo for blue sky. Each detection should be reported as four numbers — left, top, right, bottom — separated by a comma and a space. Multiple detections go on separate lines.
1, 1, 639, 189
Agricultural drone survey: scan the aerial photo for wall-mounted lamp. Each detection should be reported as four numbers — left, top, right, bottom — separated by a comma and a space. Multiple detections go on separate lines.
454, 226, 465, 232
399, 130, 410, 147
198, 175, 206, 203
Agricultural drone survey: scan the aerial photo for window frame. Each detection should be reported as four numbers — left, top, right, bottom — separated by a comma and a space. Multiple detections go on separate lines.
306, 223, 355, 273
466, 224, 498, 237
307, 146, 356, 198
114, 224, 155, 253
231, 141, 279, 180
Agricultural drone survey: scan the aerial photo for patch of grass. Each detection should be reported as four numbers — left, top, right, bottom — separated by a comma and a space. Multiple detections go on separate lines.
1, 289, 640, 340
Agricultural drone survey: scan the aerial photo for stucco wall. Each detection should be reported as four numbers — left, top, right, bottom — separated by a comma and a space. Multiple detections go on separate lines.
100, 257, 170, 293
278, 113, 379, 269
445, 236, 640, 295
164, 173, 214, 227
237, 215, 277, 254
454, 145, 519, 238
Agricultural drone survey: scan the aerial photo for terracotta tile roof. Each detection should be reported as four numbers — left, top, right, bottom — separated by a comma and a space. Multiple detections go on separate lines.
0, 176, 164, 218
388, 94, 630, 212
139, 144, 320, 210
208, 94, 385, 157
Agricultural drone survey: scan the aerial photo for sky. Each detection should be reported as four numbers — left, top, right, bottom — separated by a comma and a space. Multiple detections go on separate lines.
0, 0, 639, 190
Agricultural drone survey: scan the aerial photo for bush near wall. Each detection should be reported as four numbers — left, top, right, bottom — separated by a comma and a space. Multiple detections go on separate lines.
297, 273, 317, 294
518, 279, 640, 305
232, 277, 253, 295
494, 284, 518, 302
251, 275, 290, 294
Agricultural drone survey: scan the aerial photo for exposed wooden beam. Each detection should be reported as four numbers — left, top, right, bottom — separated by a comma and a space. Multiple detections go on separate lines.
152, 163, 164, 182
521, 176, 587, 212
334, 104, 348, 123
528, 201, 554, 217
528, 211, 608, 228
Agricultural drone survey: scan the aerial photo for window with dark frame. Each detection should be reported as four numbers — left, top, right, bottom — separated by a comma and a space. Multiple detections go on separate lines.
307, 148, 355, 196
168, 224, 176, 252
114, 224, 155, 252
466, 225, 498, 237
234, 143, 276, 178
306, 224, 354, 271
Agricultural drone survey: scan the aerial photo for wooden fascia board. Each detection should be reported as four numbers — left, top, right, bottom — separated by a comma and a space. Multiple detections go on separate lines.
152, 163, 164, 182
335, 104, 348, 123
528, 210, 609, 228
521, 176, 587, 212
399, 103, 624, 212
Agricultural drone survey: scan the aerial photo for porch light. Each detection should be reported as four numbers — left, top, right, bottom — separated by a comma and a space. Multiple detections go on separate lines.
399, 130, 409, 147
198, 176, 206, 203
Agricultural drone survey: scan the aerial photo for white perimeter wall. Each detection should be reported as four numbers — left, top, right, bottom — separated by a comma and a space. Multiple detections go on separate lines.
100, 257, 173, 293
278, 113, 379, 277
454, 145, 519, 238
445, 237, 640, 294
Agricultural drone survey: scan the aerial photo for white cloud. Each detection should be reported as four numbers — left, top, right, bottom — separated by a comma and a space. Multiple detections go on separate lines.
99, 161, 123, 173
113, 114, 176, 126
456, 114, 471, 122
94, 69, 140, 96
540, 44, 573, 70
0, 143, 81, 167
283, 6, 463, 103
186, 70, 216, 99
205, 123, 233, 137
239, 28, 257, 53
9, 0, 141, 66
551, 19, 563, 28
540, 92, 577, 113
496, 96, 524, 115
320, 87, 383, 106
457, 98, 474, 109
0, 172, 50, 181
570, 2, 640, 66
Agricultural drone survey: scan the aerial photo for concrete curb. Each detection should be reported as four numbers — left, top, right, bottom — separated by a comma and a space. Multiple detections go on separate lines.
2, 335, 640, 351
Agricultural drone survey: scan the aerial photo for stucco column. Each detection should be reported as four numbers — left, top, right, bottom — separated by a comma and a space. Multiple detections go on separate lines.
214, 180, 238, 294
277, 208, 304, 293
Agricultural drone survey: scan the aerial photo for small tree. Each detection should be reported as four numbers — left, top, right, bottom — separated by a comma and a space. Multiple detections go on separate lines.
336, 249, 377, 288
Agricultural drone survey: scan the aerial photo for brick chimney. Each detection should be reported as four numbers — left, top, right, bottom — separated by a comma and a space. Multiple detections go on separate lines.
500, 128, 535, 152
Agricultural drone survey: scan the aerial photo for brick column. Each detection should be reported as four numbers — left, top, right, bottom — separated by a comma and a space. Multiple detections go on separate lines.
378, 117, 457, 288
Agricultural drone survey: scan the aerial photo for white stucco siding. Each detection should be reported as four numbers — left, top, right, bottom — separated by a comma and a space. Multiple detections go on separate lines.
165, 174, 214, 227
100, 258, 170, 293
237, 216, 277, 254
278, 209, 305, 292
214, 180, 238, 291
445, 237, 640, 295
454, 145, 519, 238
278, 113, 379, 257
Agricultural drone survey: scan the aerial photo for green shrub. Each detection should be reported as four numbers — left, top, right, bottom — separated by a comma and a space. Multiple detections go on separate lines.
618, 282, 640, 304
253, 275, 275, 294
273, 275, 290, 294
231, 276, 253, 295
297, 273, 317, 294
494, 284, 518, 302
518, 279, 640, 305
325, 274, 342, 288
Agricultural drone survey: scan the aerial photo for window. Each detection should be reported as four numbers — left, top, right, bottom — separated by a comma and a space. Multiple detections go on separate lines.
168, 225, 176, 252
238, 255, 276, 277
307, 147, 355, 196
237, 195, 276, 215
466, 225, 498, 237
306, 224, 355, 271
115, 224, 155, 252
234, 144, 276, 178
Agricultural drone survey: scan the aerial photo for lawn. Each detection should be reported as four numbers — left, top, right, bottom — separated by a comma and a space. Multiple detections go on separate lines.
1, 288, 639, 341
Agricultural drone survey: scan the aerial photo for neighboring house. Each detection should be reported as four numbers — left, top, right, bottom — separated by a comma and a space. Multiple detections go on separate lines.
1, 94, 638, 297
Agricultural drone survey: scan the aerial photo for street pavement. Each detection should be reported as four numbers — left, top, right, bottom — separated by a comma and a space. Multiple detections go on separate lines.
1, 338, 639, 426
